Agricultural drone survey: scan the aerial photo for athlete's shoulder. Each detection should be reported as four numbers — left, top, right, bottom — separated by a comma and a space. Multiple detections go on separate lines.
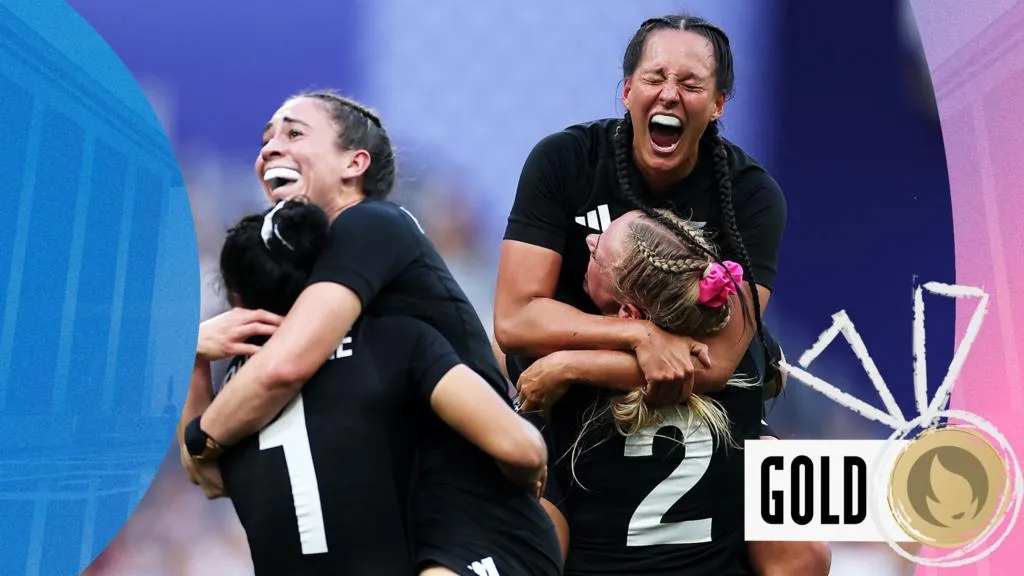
719, 137, 784, 201
332, 198, 421, 230
561, 117, 619, 145
365, 315, 437, 341
529, 118, 618, 168
363, 316, 454, 360
337, 197, 397, 218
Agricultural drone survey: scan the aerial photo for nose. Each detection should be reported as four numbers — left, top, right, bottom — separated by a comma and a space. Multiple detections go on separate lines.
658, 82, 681, 105
260, 135, 284, 163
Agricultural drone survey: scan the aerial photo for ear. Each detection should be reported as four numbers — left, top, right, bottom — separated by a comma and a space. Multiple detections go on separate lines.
622, 77, 633, 109
617, 302, 643, 320
710, 92, 726, 122
341, 149, 372, 180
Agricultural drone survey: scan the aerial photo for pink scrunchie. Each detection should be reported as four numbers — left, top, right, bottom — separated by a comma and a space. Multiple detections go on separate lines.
698, 261, 744, 308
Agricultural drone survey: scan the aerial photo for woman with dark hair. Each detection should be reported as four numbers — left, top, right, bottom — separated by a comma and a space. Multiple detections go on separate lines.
178, 90, 561, 575
494, 13, 829, 576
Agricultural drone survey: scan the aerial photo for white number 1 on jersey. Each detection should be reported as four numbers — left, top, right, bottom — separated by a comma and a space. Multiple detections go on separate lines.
624, 410, 715, 546
259, 393, 328, 554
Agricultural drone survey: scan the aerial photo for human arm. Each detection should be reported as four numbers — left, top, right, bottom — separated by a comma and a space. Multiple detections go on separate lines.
195, 203, 421, 447
196, 307, 284, 361
495, 239, 757, 391
541, 498, 571, 561
178, 356, 224, 498
513, 284, 770, 411
431, 365, 547, 492
495, 132, 718, 394
499, 145, 785, 398
198, 282, 361, 446
180, 306, 284, 436
179, 356, 214, 439
409, 320, 547, 493
749, 541, 831, 576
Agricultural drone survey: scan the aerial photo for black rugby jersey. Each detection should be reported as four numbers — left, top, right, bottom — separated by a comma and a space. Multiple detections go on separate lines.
503, 118, 786, 574
412, 392, 563, 576
549, 388, 762, 576
217, 316, 461, 576
307, 198, 513, 403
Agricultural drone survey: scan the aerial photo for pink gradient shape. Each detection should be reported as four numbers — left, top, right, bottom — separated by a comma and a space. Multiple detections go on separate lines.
911, 0, 1024, 573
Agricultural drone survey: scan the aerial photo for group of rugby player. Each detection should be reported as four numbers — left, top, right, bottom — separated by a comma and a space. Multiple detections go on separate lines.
177, 13, 831, 576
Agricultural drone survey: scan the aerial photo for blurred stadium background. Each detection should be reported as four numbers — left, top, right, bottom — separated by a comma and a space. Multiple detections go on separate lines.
59, 0, 962, 573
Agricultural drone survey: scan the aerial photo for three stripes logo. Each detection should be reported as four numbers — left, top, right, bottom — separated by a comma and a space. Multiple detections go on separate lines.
575, 204, 612, 232
575, 204, 706, 233
468, 556, 500, 576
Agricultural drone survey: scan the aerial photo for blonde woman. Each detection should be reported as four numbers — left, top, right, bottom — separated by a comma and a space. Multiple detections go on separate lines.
517, 209, 764, 576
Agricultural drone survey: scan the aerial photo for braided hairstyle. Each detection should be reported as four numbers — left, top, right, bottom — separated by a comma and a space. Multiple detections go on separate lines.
293, 90, 398, 200
615, 210, 731, 336
608, 210, 758, 444
613, 14, 778, 384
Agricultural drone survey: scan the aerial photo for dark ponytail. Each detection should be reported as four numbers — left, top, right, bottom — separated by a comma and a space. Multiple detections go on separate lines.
220, 199, 331, 316
705, 122, 778, 389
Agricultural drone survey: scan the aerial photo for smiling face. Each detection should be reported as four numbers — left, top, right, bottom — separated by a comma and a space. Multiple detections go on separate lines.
255, 97, 370, 214
622, 28, 726, 188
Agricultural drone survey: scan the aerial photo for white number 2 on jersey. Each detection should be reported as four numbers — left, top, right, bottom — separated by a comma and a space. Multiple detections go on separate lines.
623, 409, 715, 546
259, 393, 328, 555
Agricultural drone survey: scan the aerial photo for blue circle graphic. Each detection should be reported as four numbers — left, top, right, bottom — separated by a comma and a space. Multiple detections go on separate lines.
0, 0, 198, 573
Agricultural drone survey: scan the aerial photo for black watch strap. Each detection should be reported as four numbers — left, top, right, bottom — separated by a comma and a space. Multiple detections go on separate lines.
184, 416, 225, 461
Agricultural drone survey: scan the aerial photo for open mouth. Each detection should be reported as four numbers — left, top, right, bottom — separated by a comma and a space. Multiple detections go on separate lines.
263, 167, 301, 193
648, 114, 683, 154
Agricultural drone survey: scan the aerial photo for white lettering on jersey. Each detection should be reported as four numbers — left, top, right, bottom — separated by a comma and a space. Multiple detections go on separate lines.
328, 336, 354, 360
259, 393, 328, 554
215, 356, 248, 396
624, 408, 715, 545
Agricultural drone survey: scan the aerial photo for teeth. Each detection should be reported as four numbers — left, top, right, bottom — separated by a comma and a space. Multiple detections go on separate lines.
650, 114, 682, 128
263, 167, 301, 183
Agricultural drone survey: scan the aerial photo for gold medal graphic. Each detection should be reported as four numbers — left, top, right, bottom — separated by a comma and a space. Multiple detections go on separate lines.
888, 426, 1011, 548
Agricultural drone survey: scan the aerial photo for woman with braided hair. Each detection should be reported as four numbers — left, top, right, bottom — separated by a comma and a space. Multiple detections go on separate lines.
516, 209, 760, 575
495, 12, 828, 576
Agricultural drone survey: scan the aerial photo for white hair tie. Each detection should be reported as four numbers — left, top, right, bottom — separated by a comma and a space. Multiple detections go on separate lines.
261, 201, 294, 251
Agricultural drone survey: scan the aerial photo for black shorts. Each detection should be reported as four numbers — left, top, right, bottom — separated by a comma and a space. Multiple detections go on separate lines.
417, 542, 561, 576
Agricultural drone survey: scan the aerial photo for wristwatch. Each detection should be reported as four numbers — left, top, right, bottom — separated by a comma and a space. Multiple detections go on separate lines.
184, 416, 225, 461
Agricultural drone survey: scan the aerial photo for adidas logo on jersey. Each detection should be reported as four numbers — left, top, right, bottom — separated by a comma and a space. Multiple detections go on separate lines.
575, 204, 708, 234
468, 556, 500, 576
574, 204, 611, 232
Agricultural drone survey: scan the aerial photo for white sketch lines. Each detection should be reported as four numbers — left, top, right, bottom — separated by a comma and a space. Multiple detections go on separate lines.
919, 282, 990, 426
781, 281, 990, 431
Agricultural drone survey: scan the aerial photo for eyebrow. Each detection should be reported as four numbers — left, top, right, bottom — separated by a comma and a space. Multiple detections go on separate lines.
262, 116, 312, 137
643, 67, 705, 82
